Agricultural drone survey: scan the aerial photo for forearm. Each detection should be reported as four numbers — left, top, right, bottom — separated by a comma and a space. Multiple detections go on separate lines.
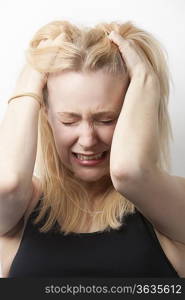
110, 72, 160, 178
0, 97, 40, 187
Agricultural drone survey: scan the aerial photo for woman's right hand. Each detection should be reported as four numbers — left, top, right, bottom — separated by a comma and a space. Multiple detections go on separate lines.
13, 63, 48, 97
13, 34, 66, 97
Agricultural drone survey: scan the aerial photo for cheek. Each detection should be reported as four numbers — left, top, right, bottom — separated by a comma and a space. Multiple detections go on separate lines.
101, 126, 115, 144
57, 132, 75, 149
52, 126, 75, 151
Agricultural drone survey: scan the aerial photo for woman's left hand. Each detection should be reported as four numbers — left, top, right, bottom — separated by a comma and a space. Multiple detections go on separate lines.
108, 31, 158, 80
108, 31, 161, 181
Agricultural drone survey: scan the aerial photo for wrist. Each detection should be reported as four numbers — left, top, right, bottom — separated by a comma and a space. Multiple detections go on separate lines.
13, 88, 43, 97
8, 92, 43, 110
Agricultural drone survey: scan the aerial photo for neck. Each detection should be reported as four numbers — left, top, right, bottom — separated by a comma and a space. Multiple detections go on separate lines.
78, 175, 113, 211
81, 175, 111, 193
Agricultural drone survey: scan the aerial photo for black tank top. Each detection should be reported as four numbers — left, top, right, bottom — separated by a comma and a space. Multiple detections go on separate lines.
8, 198, 179, 278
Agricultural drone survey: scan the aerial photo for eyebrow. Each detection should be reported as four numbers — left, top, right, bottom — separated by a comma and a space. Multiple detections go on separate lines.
57, 111, 117, 117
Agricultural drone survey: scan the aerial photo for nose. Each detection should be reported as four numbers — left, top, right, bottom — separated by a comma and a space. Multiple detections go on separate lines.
78, 123, 99, 149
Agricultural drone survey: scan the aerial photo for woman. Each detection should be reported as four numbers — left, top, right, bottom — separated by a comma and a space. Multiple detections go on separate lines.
0, 20, 184, 278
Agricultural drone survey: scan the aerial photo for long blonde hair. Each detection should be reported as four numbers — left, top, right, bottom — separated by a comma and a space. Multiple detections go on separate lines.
25, 20, 173, 235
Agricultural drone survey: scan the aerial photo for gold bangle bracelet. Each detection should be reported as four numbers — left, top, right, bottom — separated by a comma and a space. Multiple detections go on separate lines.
8, 93, 43, 109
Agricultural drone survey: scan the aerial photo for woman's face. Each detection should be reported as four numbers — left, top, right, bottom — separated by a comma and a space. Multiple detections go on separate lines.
45, 69, 129, 183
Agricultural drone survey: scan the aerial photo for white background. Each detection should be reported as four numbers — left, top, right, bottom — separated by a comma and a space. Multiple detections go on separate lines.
0, 0, 185, 277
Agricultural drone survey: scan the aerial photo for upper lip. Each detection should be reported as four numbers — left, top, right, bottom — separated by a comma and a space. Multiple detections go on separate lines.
73, 151, 106, 156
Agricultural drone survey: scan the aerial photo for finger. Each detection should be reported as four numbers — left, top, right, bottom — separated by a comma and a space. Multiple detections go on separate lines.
37, 33, 65, 50
53, 33, 66, 45
108, 31, 130, 53
37, 38, 53, 49
108, 31, 143, 70
108, 31, 152, 76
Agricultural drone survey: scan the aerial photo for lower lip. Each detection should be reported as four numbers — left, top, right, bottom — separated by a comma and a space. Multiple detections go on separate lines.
72, 151, 108, 166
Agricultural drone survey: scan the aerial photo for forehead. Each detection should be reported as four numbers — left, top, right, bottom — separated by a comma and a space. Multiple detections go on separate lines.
47, 70, 128, 112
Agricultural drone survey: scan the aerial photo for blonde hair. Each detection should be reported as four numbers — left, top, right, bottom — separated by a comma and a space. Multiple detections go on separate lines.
25, 20, 173, 235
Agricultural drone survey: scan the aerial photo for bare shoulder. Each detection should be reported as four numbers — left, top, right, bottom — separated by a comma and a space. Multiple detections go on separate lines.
154, 227, 185, 251
0, 176, 43, 273
154, 227, 185, 277
0, 175, 43, 239
174, 175, 185, 185
24, 175, 43, 220
154, 174, 185, 253
151, 174, 185, 276
29, 175, 43, 209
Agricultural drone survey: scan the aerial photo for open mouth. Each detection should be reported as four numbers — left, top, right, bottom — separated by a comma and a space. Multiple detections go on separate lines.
72, 151, 108, 161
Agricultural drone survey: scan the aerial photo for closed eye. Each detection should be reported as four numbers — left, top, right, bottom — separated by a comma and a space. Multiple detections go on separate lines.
99, 120, 114, 124
61, 120, 115, 126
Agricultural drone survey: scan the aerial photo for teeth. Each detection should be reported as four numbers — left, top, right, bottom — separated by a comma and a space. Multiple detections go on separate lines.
76, 152, 104, 160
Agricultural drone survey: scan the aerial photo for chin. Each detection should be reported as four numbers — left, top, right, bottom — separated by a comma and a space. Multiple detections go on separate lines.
74, 170, 109, 183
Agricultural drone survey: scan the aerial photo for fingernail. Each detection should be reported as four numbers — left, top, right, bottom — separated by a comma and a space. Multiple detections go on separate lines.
108, 31, 114, 40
